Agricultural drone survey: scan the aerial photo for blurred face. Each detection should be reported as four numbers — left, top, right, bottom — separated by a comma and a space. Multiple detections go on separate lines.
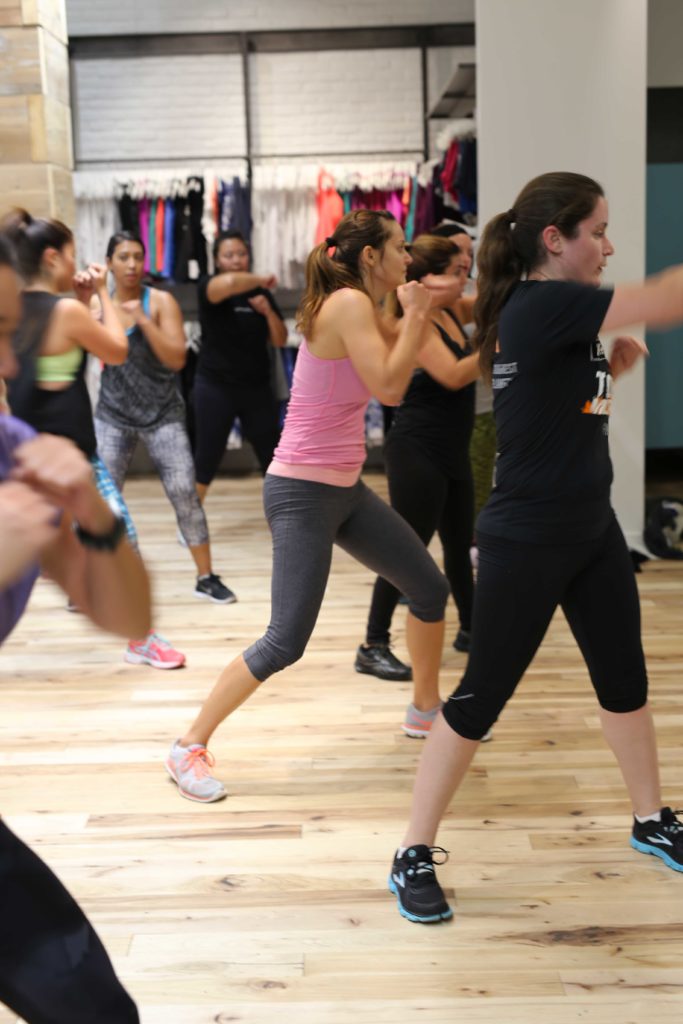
216, 238, 250, 273
424, 254, 467, 307
108, 241, 145, 288
448, 231, 473, 275
43, 240, 76, 292
555, 196, 615, 287
0, 265, 21, 381
371, 220, 411, 292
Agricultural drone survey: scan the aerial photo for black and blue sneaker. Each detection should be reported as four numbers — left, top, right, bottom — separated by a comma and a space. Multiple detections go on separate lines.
631, 807, 683, 872
388, 844, 453, 923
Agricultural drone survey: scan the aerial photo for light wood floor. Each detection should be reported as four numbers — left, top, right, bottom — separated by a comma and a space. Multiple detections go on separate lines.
1, 473, 682, 1024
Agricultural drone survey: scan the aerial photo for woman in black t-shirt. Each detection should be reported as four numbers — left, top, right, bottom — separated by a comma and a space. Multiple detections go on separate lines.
193, 230, 287, 504
389, 171, 683, 925
355, 235, 480, 684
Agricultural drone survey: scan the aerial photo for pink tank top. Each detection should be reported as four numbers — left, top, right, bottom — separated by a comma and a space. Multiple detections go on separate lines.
269, 340, 371, 486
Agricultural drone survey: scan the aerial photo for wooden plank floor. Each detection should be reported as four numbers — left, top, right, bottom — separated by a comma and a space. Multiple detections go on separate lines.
1, 473, 682, 1024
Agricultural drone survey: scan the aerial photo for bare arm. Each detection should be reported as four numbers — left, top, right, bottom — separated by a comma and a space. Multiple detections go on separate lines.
602, 266, 683, 333
206, 272, 276, 304
56, 300, 128, 365
454, 293, 476, 325
134, 290, 186, 372
333, 285, 430, 406
416, 326, 481, 390
12, 435, 151, 639
248, 293, 288, 347
69, 264, 128, 363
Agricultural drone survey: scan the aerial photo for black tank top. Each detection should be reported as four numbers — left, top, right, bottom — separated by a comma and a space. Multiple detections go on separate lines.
9, 292, 97, 458
386, 308, 475, 479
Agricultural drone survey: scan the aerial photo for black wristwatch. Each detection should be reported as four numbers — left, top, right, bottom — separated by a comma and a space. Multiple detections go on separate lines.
74, 513, 126, 551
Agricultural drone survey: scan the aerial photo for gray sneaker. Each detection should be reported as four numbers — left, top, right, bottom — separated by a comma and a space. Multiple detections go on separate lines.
165, 740, 226, 802
402, 702, 442, 738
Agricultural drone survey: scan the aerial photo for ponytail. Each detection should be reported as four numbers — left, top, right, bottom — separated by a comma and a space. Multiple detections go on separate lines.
297, 209, 396, 337
473, 171, 605, 383
0, 208, 72, 281
473, 212, 523, 383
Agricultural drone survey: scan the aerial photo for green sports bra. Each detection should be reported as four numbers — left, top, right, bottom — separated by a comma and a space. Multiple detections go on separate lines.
35, 346, 84, 384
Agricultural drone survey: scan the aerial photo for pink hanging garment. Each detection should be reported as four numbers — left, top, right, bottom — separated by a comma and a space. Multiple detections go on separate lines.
385, 189, 405, 226
314, 170, 345, 245
138, 199, 151, 273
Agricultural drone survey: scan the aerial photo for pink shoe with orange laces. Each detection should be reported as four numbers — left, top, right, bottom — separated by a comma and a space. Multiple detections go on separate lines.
165, 741, 226, 802
125, 632, 186, 670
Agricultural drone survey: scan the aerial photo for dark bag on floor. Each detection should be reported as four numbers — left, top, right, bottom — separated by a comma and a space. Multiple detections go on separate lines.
643, 497, 683, 559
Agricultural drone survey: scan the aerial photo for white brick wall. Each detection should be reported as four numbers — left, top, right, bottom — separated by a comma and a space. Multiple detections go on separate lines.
65, 0, 473, 36
250, 49, 424, 156
72, 54, 246, 162
72, 47, 431, 165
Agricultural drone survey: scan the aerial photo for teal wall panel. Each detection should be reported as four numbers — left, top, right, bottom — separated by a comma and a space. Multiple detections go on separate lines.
645, 163, 683, 449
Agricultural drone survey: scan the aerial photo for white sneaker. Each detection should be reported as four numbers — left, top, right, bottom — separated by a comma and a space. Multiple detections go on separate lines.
165, 740, 226, 802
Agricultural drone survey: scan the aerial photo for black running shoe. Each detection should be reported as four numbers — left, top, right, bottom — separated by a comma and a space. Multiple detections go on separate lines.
194, 574, 237, 605
453, 629, 471, 652
388, 844, 453, 923
630, 807, 683, 872
354, 643, 412, 681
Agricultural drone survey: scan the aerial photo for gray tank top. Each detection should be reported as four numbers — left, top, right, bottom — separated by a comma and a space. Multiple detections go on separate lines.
96, 287, 185, 430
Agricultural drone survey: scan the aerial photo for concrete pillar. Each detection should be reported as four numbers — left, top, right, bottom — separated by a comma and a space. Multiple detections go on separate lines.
0, 0, 75, 223
476, 0, 647, 548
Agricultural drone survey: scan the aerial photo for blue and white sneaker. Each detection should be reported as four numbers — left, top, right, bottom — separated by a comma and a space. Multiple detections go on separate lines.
388, 844, 453, 923
630, 807, 683, 872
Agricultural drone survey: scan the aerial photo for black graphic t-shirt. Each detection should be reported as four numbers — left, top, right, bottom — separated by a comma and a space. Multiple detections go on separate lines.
197, 279, 284, 387
477, 280, 615, 543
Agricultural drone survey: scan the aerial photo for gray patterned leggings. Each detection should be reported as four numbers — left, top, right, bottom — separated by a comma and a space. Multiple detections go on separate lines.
94, 418, 209, 547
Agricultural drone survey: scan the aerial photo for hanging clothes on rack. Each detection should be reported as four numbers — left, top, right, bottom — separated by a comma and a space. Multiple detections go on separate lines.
314, 170, 345, 245
73, 162, 249, 280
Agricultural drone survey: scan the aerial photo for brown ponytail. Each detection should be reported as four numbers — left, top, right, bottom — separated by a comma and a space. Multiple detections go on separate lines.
297, 209, 396, 337
0, 207, 73, 281
473, 171, 605, 383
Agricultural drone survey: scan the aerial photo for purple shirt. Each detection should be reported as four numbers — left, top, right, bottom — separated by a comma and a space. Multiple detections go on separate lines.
0, 416, 39, 644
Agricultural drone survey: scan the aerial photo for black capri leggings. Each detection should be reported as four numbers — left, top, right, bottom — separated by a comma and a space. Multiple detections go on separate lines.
193, 372, 280, 484
243, 474, 450, 681
366, 437, 474, 645
0, 822, 138, 1023
442, 516, 648, 740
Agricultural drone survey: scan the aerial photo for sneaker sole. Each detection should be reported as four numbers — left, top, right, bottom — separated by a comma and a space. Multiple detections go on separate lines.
387, 874, 453, 923
402, 724, 431, 738
164, 759, 227, 803
630, 836, 683, 872
355, 663, 412, 682
194, 591, 238, 605
125, 652, 186, 670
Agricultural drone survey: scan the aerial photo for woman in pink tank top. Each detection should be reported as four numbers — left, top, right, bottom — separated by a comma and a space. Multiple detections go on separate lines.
166, 210, 453, 804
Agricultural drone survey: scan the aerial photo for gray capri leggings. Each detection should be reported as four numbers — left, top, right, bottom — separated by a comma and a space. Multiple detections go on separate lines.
94, 418, 209, 547
243, 474, 450, 681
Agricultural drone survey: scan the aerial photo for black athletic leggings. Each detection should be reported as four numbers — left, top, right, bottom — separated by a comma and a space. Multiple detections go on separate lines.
366, 437, 474, 645
442, 516, 648, 740
0, 821, 138, 1023
193, 372, 280, 484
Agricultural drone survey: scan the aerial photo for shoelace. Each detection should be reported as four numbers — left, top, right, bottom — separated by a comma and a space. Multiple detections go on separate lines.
408, 846, 450, 880
148, 632, 172, 649
180, 747, 216, 779
661, 808, 683, 835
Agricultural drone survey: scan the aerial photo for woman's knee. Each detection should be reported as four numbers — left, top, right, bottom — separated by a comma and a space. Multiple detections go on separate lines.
407, 568, 450, 623
244, 634, 307, 680
441, 686, 497, 741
